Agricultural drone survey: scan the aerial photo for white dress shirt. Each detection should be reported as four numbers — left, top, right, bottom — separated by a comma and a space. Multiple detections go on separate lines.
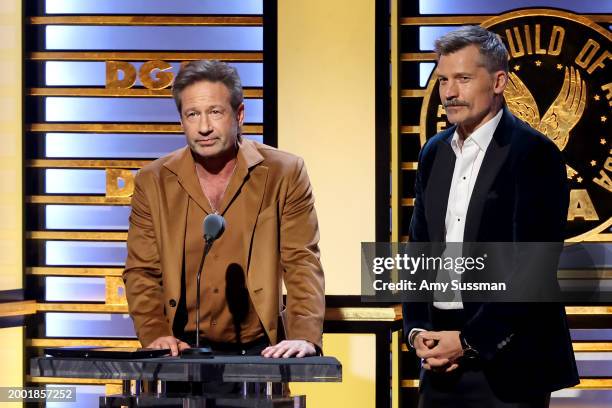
408, 109, 503, 347
434, 109, 503, 309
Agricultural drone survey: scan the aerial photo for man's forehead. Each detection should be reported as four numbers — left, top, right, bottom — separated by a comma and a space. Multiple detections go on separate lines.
180, 81, 232, 105
436, 47, 486, 71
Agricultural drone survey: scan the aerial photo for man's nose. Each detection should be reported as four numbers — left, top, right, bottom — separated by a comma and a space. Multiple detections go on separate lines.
443, 80, 459, 100
199, 114, 213, 134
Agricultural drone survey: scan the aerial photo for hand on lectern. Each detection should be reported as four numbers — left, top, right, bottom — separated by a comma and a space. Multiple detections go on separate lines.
147, 336, 191, 357
261, 340, 316, 358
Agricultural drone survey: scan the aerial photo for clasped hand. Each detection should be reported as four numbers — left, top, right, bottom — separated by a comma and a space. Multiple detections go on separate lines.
413, 330, 464, 373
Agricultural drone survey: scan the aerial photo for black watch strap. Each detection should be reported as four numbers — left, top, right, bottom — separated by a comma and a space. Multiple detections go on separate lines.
459, 332, 478, 359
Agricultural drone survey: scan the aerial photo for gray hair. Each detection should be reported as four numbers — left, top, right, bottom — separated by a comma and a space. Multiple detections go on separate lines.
171, 60, 243, 113
434, 26, 509, 73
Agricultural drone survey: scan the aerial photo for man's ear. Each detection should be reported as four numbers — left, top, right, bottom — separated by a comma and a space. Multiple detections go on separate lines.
493, 70, 508, 95
236, 103, 245, 127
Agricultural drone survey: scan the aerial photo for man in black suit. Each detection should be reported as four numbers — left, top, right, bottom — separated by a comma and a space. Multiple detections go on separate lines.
402, 26, 579, 407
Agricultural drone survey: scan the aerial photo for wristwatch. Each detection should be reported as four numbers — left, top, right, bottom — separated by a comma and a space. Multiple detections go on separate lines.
459, 331, 478, 360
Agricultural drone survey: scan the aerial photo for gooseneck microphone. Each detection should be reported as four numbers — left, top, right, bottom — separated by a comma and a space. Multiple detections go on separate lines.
204, 213, 225, 243
181, 214, 225, 359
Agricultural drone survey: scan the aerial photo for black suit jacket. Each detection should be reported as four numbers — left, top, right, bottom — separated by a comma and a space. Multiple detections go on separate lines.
403, 107, 579, 400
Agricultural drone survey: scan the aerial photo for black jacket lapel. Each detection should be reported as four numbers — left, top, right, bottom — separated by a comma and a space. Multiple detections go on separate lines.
464, 108, 514, 242
425, 135, 456, 241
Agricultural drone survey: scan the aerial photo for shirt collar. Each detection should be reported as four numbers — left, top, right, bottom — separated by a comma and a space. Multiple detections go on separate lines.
450, 108, 503, 154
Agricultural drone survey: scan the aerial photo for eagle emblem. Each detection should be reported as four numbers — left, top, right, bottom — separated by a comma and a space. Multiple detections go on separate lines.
505, 66, 586, 152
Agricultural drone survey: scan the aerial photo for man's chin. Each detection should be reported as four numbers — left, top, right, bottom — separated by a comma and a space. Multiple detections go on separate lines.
446, 115, 463, 126
190, 145, 221, 160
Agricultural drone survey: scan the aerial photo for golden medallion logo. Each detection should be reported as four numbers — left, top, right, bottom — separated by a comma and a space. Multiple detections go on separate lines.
420, 9, 611, 241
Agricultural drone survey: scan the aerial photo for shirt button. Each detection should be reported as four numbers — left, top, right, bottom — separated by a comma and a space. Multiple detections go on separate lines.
457, 218, 461, 222
213, 288, 219, 293
169, 299, 177, 307
462, 176, 466, 180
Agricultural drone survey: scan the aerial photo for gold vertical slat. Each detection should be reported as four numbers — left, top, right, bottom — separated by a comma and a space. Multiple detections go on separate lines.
105, 384, 124, 396
391, 0, 399, 244
105, 277, 127, 306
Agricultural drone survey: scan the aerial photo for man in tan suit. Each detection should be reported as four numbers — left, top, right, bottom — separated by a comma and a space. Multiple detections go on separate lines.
123, 60, 325, 358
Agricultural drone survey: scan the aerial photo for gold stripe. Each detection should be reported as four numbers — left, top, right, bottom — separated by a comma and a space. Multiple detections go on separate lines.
0, 300, 37, 317
400, 90, 426, 98
399, 379, 612, 389
325, 307, 401, 321
559, 269, 612, 279
399, 16, 492, 25
401, 343, 612, 353
573, 343, 612, 352
401, 162, 418, 170
400, 15, 612, 26
27, 196, 131, 205
31, 304, 403, 319
28, 377, 123, 385
29, 52, 263, 62
36, 303, 129, 313
28, 339, 141, 347
27, 123, 263, 134
575, 379, 612, 389
566, 306, 612, 315
400, 126, 420, 134
26, 267, 123, 277
27, 231, 127, 241
29, 16, 263, 26
400, 53, 436, 62
400, 379, 419, 388
28, 87, 263, 98
27, 159, 150, 169
106, 384, 123, 396
397, 306, 612, 316
401, 198, 415, 206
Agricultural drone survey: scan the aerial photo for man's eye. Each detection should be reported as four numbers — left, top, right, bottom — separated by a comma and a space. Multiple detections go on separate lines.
209, 109, 224, 118
186, 112, 198, 118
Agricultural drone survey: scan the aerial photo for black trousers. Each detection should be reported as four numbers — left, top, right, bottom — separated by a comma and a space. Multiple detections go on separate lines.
418, 309, 550, 408
418, 367, 550, 408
